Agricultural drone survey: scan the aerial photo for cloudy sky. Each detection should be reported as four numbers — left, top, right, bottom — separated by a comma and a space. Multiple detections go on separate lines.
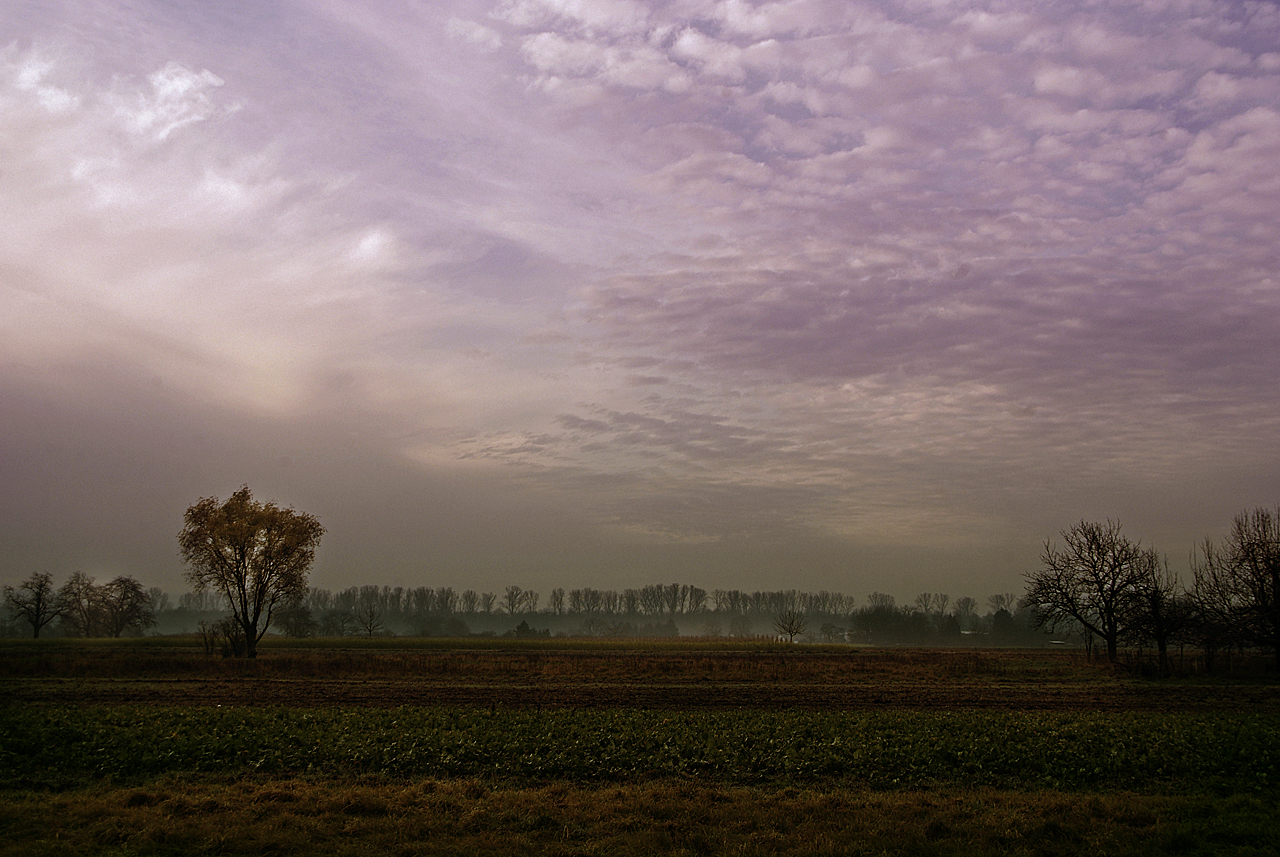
2, 0, 1278, 603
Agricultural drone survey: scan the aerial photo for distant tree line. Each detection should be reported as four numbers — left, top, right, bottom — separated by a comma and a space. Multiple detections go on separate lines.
4, 572, 1043, 646
105, 582, 1038, 645
1024, 508, 1280, 673
12, 500, 1271, 670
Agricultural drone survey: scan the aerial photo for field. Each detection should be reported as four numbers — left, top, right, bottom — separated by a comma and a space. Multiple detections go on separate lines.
3, 639, 1279, 855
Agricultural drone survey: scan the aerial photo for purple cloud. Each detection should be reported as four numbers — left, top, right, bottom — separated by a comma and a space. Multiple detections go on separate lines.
2, 0, 1277, 600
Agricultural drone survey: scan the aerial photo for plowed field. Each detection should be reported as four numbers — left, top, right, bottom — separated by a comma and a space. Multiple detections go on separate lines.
4, 644, 1275, 711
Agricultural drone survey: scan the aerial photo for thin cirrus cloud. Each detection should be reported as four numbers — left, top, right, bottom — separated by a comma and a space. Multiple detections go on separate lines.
1, 0, 1277, 599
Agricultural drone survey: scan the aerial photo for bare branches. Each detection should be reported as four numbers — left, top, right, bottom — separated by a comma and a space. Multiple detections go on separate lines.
1024, 520, 1148, 661
3, 572, 64, 638
1191, 507, 1280, 668
773, 609, 807, 642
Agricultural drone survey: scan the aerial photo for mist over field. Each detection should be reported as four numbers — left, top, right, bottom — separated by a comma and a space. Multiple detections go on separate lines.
3, 0, 1278, 600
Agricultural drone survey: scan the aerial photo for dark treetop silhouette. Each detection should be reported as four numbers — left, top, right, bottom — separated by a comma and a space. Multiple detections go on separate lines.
178, 485, 324, 658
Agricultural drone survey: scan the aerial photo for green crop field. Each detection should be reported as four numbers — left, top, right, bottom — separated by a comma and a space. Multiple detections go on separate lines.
3, 641, 1278, 855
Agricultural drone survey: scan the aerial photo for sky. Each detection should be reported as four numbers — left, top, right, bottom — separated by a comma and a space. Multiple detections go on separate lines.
2, 0, 1278, 605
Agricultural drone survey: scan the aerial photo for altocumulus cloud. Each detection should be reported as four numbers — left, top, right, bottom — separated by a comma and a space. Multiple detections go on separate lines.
1, 0, 1278, 598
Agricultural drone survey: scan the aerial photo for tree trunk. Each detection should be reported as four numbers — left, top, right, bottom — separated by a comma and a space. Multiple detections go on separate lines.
242, 616, 258, 659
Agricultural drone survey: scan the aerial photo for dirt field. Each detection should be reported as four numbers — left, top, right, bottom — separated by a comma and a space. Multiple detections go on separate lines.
4, 643, 1277, 711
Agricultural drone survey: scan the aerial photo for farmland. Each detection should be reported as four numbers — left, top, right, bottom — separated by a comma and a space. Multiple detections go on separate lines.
3, 640, 1279, 855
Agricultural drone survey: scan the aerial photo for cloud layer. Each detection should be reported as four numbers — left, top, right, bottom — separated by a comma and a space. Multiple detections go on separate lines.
3, 0, 1278, 599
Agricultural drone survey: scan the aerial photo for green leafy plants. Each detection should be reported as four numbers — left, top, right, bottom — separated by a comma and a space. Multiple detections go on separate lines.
5, 705, 1278, 793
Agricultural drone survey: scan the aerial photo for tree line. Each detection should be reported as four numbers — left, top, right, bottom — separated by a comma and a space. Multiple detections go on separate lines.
1023, 508, 1280, 672
4, 571, 1038, 648
7, 486, 1276, 670
260, 583, 1036, 643
1, 571, 158, 639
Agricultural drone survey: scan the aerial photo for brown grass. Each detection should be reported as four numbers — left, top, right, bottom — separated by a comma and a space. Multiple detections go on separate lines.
3, 776, 1277, 856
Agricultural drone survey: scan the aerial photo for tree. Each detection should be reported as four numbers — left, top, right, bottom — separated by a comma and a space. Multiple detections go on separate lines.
1191, 507, 1280, 669
435, 587, 458, 614
353, 586, 387, 637
147, 587, 171, 615
178, 485, 324, 658
460, 589, 479, 614
1024, 519, 1147, 662
275, 602, 317, 637
773, 609, 807, 642
58, 573, 154, 637
987, 593, 1016, 614
3, 572, 65, 638
98, 576, 155, 637
1127, 550, 1184, 675
319, 609, 356, 637
57, 571, 104, 637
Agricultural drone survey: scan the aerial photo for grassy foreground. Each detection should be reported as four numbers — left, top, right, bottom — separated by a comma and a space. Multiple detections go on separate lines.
4, 643, 1278, 854
3, 704, 1280, 855
3, 777, 1279, 857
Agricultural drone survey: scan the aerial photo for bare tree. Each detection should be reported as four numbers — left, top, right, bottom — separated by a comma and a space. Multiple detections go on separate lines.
913, 592, 933, 615
1192, 507, 1280, 668
57, 571, 104, 637
1024, 519, 1147, 662
459, 589, 479, 614
3, 572, 65, 638
621, 588, 640, 615
178, 485, 324, 658
1128, 550, 1184, 674
987, 593, 1017, 614
147, 587, 171, 615
98, 576, 155, 637
435, 587, 459, 615
353, 587, 387, 637
638, 585, 665, 615
522, 589, 540, 612
663, 583, 683, 614
774, 609, 807, 642
503, 585, 525, 614
867, 592, 896, 610
600, 590, 619, 614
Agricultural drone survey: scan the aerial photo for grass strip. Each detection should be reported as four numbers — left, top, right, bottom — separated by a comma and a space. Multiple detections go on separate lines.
2, 778, 1279, 856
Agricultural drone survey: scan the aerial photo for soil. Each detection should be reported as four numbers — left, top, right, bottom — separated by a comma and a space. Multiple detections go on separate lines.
4, 646, 1277, 712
